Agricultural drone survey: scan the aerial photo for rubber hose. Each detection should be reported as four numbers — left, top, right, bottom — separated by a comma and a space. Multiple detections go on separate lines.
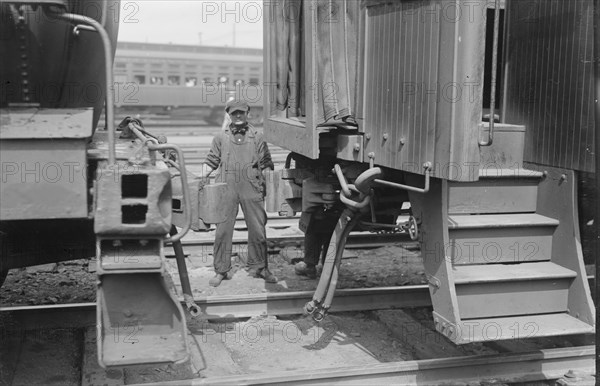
311, 208, 356, 303
322, 214, 360, 309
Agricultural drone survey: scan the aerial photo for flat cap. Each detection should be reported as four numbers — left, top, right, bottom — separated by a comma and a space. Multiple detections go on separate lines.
225, 99, 249, 113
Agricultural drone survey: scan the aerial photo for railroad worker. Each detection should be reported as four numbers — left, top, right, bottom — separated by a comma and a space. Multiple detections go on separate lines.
201, 99, 278, 287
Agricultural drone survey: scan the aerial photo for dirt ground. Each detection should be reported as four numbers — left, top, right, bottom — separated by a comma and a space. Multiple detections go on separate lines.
0, 241, 425, 306
0, 260, 96, 306
1, 237, 593, 385
0, 241, 448, 385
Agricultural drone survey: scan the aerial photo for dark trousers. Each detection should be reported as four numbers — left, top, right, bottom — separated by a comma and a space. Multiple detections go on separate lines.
304, 221, 336, 267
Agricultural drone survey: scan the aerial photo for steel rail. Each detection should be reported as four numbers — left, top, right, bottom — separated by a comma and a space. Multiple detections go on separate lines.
136, 345, 595, 386
2, 287, 595, 385
176, 231, 412, 249
0, 286, 431, 329
2, 275, 594, 326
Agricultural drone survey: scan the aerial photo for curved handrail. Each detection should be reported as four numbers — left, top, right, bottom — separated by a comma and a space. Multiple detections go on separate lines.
50, 9, 116, 164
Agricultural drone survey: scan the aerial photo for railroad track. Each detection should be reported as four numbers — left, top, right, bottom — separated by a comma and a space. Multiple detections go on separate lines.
146, 346, 595, 385
168, 214, 413, 256
177, 230, 411, 251
1, 286, 595, 385
0, 287, 430, 328
4, 124, 594, 384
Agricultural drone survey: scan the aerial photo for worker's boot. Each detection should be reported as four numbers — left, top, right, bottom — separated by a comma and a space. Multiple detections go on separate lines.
209, 272, 230, 287
294, 262, 317, 279
248, 267, 278, 283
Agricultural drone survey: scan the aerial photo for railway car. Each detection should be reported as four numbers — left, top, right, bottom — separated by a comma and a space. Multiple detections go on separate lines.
112, 42, 265, 125
0, 0, 198, 368
262, 0, 596, 344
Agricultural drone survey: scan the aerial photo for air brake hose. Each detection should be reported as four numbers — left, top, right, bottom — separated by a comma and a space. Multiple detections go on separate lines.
305, 166, 380, 318
306, 208, 357, 312
318, 212, 360, 318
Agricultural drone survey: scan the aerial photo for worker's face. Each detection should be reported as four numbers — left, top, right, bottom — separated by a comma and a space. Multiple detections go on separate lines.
229, 109, 248, 126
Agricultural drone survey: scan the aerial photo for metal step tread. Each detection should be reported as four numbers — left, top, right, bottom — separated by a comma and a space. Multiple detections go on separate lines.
477, 168, 545, 179
448, 213, 559, 229
452, 261, 576, 284
457, 313, 594, 343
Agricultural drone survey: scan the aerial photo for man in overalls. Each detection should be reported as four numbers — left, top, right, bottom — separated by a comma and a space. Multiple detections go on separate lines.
201, 99, 277, 287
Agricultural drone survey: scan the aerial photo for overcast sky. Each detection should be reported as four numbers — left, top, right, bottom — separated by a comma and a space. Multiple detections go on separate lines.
117, 1, 264, 48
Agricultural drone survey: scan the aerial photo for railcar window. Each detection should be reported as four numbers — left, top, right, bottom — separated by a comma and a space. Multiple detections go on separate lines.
185, 77, 197, 87
202, 77, 212, 84
168, 76, 180, 86
115, 75, 127, 84
150, 76, 163, 85
248, 78, 259, 85
133, 75, 146, 84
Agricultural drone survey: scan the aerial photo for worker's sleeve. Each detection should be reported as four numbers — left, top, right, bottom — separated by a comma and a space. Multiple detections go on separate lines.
256, 134, 274, 171
204, 134, 222, 170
